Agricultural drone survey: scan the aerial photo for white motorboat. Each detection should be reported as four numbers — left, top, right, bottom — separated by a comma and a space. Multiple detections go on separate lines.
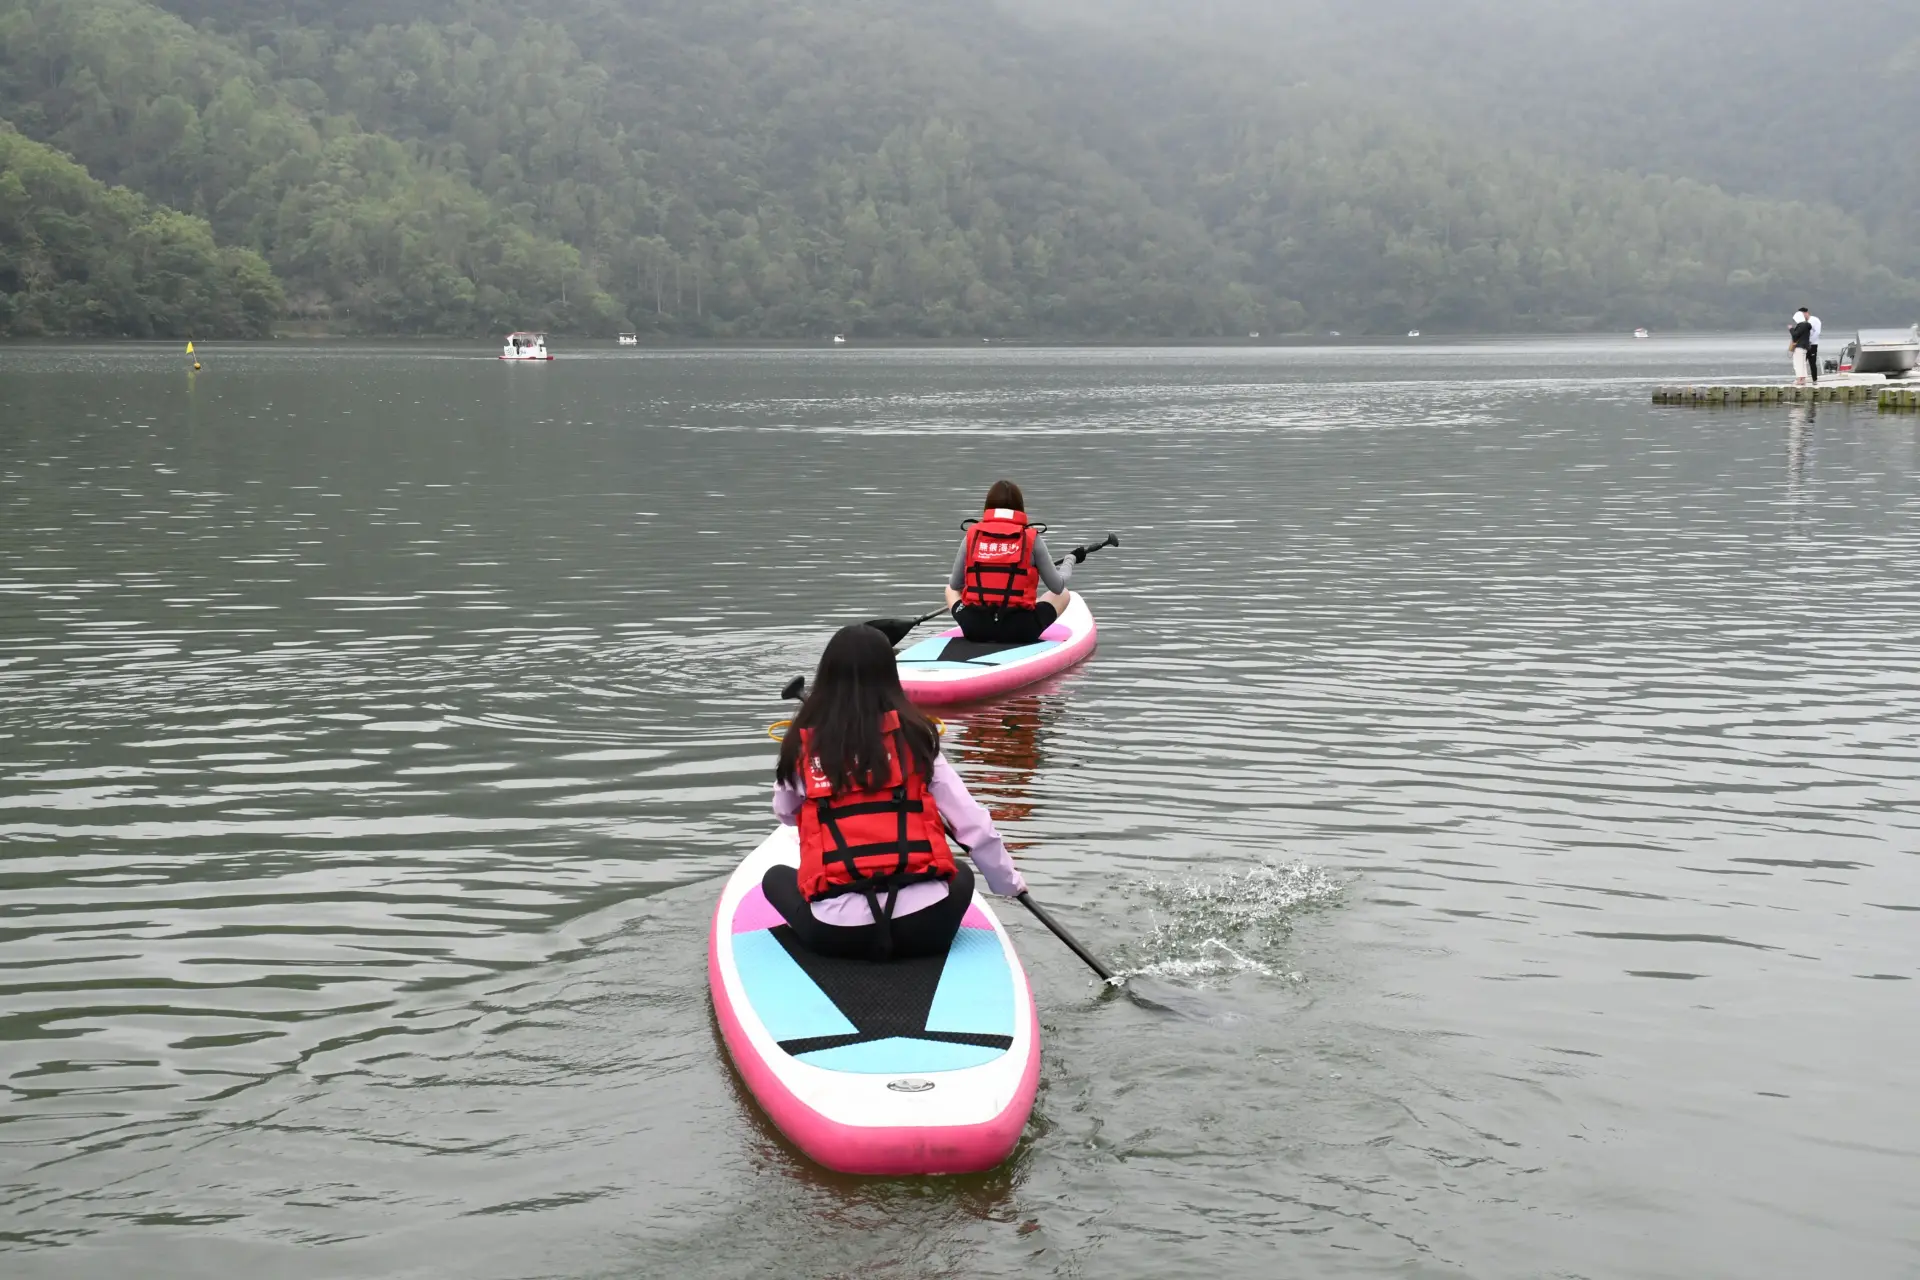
832, 333, 847, 345
617, 332, 638, 346
501, 331, 552, 361
1633, 327, 1650, 339
1407, 329, 1420, 338
1845, 327, 1920, 378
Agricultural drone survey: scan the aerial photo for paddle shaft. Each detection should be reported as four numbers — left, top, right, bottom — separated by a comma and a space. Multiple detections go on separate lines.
896, 605, 948, 630
1018, 892, 1115, 982
868, 532, 1118, 644
779, 690, 1118, 983
862, 605, 948, 647
940, 821, 1115, 983
1053, 531, 1119, 568
782, 683, 1134, 993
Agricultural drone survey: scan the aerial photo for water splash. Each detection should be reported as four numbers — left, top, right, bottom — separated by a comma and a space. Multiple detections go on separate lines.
1115, 861, 1346, 983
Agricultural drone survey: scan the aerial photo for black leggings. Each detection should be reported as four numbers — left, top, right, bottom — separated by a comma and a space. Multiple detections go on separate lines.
762, 863, 974, 960
950, 601, 1058, 645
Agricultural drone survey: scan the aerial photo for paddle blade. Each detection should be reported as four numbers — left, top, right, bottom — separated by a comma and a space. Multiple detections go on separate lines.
1111, 976, 1217, 1020
780, 676, 807, 702
862, 616, 916, 646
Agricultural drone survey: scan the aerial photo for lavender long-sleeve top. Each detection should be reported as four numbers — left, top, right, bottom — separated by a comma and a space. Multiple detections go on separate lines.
774, 754, 1025, 924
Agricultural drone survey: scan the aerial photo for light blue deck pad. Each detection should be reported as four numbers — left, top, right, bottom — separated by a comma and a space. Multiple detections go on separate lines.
730, 918, 1016, 1075
729, 930, 859, 1042
896, 635, 1060, 670
923, 928, 1015, 1037
797, 1036, 1005, 1073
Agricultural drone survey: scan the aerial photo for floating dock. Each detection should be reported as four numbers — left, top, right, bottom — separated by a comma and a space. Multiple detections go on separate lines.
1653, 383, 1920, 410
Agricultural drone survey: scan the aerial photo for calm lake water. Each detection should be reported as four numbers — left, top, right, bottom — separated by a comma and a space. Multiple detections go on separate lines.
2, 337, 1916, 1278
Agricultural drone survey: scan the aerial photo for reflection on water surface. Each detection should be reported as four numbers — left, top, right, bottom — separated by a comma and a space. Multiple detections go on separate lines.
1, 338, 1916, 1278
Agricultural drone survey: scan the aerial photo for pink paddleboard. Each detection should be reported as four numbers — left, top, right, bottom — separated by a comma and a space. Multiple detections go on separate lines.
894, 593, 1098, 706
708, 826, 1041, 1175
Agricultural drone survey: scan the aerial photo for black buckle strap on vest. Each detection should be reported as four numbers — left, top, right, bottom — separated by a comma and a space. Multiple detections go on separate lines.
965, 560, 1019, 612
961, 517, 1046, 613
863, 883, 898, 961
964, 539, 1027, 611
811, 786, 941, 961
810, 798, 937, 875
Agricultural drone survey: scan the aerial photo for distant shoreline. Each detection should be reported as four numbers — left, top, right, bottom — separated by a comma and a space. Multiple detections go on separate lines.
0, 331, 1826, 348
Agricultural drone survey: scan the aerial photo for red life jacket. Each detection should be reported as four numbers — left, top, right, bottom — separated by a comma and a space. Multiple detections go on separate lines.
959, 507, 1041, 611
796, 712, 957, 906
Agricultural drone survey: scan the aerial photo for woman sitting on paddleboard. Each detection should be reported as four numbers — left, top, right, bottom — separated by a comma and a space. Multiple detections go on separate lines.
766, 624, 1027, 960
944, 479, 1080, 645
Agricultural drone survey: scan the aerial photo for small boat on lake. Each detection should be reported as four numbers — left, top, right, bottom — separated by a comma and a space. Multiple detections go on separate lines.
617, 332, 638, 347
832, 334, 847, 345
1843, 327, 1920, 378
1407, 329, 1420, 338
1634, 327, 1650, 339
501, 331, 552, 361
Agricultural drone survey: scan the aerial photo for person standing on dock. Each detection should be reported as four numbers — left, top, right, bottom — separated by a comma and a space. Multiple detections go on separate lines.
1789, 311, 1813, 386
1805, 306, 1822, 382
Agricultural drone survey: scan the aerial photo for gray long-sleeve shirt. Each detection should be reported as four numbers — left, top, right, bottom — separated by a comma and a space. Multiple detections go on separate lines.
949, 531, 1072, 595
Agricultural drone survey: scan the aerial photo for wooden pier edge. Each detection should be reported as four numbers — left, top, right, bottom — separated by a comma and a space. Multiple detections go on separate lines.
1652, 384, 1920, 410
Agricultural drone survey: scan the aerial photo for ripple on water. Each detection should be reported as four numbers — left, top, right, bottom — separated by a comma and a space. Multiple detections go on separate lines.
0, 343, 1916, 1277
1116, 861, 1346, 980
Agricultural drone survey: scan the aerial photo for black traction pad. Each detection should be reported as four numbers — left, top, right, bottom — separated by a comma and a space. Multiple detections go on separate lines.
936, 636, 1039, 663
769, 925, 1013, 1058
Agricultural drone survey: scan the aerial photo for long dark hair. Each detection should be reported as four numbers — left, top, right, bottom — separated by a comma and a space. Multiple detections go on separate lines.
777, 625, 940, 791
982, 478, 1025, 512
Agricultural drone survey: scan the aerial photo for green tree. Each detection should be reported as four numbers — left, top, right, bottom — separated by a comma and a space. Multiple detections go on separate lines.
0, 125, 282, 336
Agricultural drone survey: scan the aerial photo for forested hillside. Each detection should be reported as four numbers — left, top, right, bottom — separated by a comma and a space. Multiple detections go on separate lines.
0, 0, 614, 333
0, 0, 1914, 337
0, 125, 278, 336
1034, 0, 1920, 274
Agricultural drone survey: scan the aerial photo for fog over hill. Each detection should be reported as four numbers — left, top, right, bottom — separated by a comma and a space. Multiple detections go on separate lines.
1, 0, 1913, 335
1032, 0, 1920, 266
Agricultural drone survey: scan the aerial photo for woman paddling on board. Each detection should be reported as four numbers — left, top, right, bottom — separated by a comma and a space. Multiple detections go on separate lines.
944, 479, 1080, 646
765, 623, 1027, 960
